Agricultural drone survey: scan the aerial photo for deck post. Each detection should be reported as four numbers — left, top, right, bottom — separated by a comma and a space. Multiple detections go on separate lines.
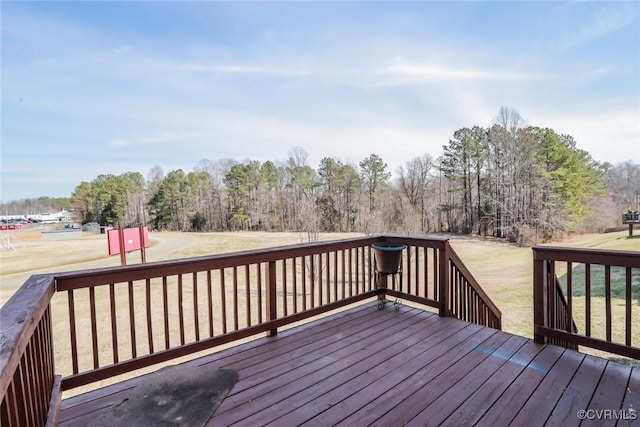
267, 261, 278, 336
438, 241, 450, 317
532, 249, 545, 344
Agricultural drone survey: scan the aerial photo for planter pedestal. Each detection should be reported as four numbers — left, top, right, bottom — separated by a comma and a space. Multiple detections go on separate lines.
371, 242, 406, 311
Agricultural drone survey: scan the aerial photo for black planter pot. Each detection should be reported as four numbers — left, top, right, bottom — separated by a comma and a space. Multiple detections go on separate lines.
371, 242, 406, 274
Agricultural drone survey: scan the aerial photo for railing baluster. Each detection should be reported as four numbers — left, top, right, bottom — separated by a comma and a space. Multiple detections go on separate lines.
193, 272, 200, 342
109, 284, 119, 362
434, 248, 440, 303
267, 260, 277, 336
282, 259, 288, 316
406, 246, 412, 294
68, 290, 78, 374
333, 251, 338, 301
355, 249, 359, 296
416, 247, 429, 298
585, 264, 591, 337
246, 265, 251, 327
232, 267, 239, 331
177, 275, 185, 346
15, 365, 26, 425
348, 248, 353, 297
341, 250, 346, 300
146, 279, 154, 354
220, 268, 227, 334
257, 263, 263, 323
292, 258, 298, 313
7, 373, 20, 425
43, 307, 54, 390
128, 281, 137, 358
360, 246, 365, 293
89, 287, 98, 369
326, 252, 331, 303
19, 356, 34, 425
414, 246, 419, 297
30, 330, 45, 421
566, 262, 572, 332
626, 267, 632, 346
302, 257, 307, 310
35, 322, 50, 422
547, 261, 555, 335
207, 270, 214, 338
318, 254, 323, 305
605, 265, 612, 342
162, 277, 169, 349
310, 255, 316, 309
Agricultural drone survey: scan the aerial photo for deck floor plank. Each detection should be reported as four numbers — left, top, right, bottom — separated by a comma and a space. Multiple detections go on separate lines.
404, 334, 530, 426
544, 354, 608, 427
362, 329, 513, 427
329, 325, 499, 427
441, 339, 546, 427
223, 309, 445, 426
585, 361, 634, 427
58, 304, 374, 424
509, 345, 585, 426
213, 305, 415, 397
617, 367, 640, 427
473, 344, 567, 426
56, 303, 640, 427
212, 307, 429, 425
267, 316, 470, 426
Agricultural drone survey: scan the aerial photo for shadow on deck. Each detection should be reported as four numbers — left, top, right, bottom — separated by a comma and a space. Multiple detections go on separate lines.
59, 302, 639, 427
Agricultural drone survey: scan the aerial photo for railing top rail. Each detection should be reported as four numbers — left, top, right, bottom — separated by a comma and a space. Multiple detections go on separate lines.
0, 274, 55, 397
55, 234, 450, 291
533, 245, 640, 267
380, 234, 449, 248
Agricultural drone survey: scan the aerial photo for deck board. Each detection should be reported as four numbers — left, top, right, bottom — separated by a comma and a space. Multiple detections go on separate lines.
58, 302, 640, 426
587, 361, 634, 427
405, 334, 529, 426
509, 346, 585, 426
618, 367, 640, 427
442, 339, 546, 426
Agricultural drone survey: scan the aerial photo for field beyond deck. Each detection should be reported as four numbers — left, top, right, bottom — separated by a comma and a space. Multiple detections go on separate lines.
59, 303, 639, 426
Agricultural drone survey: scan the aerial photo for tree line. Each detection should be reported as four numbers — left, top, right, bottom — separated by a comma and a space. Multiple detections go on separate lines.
4, 108, 638, 244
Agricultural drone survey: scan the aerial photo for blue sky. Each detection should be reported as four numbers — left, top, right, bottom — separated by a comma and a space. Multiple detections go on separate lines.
1, 1, 639, 202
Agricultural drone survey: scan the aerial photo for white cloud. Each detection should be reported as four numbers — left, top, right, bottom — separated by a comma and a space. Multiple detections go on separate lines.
557, 3, 637, 51
175, 62, 311, 77
380, 62, 553, 84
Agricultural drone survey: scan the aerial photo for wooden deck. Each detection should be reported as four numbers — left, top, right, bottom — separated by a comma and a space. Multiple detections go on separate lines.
59, 302, 639, 426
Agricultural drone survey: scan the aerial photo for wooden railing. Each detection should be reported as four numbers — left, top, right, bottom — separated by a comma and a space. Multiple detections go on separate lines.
377, 236, 501, 329
1, 234, 500, 425
447, 248, 502, 329
533, 246, 640, 359
0, 275, 61, 427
